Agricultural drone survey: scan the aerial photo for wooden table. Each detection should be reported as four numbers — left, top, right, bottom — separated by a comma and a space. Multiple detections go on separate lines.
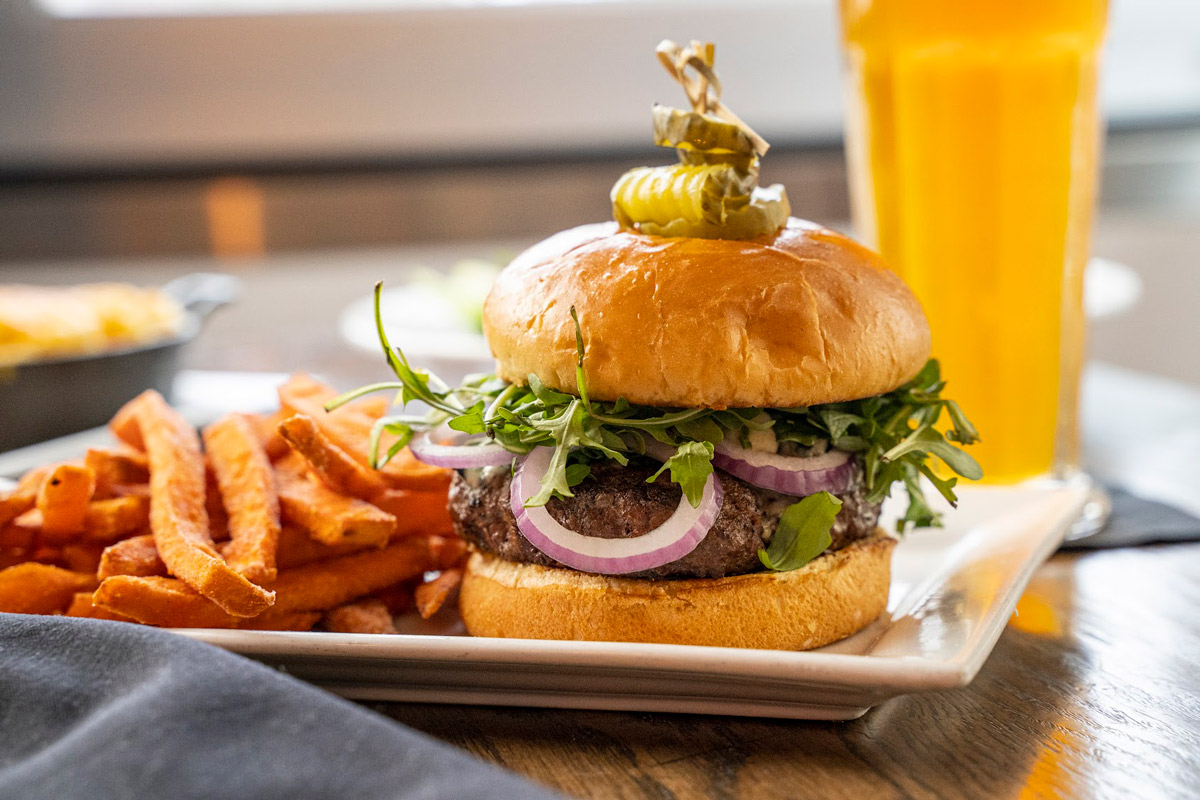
376, 543, 1200, 799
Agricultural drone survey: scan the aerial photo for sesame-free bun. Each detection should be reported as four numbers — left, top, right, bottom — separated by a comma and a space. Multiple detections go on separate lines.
459, 533, 896, 650
483, 218, 931, 409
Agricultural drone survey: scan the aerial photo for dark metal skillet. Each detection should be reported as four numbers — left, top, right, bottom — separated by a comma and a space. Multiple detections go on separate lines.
0, 273, 240, 453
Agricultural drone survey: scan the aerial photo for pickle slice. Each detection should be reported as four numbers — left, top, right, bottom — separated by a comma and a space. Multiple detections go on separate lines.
652, 105, 757, 156
635, 184, 791, 240
611, 42, 782, 241
611, 164, 754, 228
676, 147, 757, 174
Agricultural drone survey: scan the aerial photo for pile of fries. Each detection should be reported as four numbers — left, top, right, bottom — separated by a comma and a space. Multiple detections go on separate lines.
0, 374, 464, 633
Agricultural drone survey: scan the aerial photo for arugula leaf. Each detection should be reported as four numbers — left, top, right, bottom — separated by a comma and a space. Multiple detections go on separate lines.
944, 399, 980, 445
367, 415, 415, 469
338, 283, 983, 530
565, 462, 592, 488
523, 401, 587, 506
819, 409, 863, 441
899, 469, 938, 530
883, 425, 983, 481
760, 359, 984, 530
758, 492, 842, 571
675, 416, 725, 445
447, 401, 486, 434
569, 306, 591, 409
906, 358, 941, 390
528, 374, 573, 407
647, 441, 715, 507
917, 462, 959, 507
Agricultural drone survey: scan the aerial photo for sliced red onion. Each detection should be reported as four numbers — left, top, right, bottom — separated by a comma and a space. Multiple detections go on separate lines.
641, 435, 853, 498
712, 440, 854, 496
408, 432, 515, 469
510, 446, 723, 575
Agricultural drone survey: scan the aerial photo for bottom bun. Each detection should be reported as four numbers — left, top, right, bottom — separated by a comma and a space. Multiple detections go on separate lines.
459, 532, 896, 650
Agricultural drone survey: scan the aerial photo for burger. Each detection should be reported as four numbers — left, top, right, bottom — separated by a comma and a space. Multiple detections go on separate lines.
339, 40, 980, 650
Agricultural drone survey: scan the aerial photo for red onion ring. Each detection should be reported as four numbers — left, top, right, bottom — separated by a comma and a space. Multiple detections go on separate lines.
407, 432, 515, 469
510, 446, 723, 575
712, 439, 854, 496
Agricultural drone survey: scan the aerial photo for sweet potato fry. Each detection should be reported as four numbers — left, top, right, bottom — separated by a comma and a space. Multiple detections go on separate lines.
109, 397, 145, 451
376, 447, 453, 493
278, 413, 390, 500
0, 465, 50, 528
65, 592, 94, 617
98, 534, 167, 579
203, 414, 281, 584
352, 396, 389, 418
205, 467, 230, 543
131, 390, 274, 617
86, 448, 150, 497
323, 599, 398, 634
0, 549, 30, 569
368, 488, 455, 538
265, 505, 455, 571
94, 576, 316, 630
81, 495, 151, 544
28, 544, 62, 565
272, 536, 433, 613
0, 520, 37, 550
96, 538, 432, 626
37, 463, 97, 542
373, 581, 420, 616
275, 461, 395, 547
0, 563, 97, 614
427, 534, 470, 570
4, 372, 456, 633
65, 591, 136, 622
244, 411, 291, 462
272, 525, 378, 570
277, 374, 380, 450
93, 575, 242, 628
60, 543, 104, 574
278, 373, 450, 492
415, 568, 463, 619
13, 532, 102, 574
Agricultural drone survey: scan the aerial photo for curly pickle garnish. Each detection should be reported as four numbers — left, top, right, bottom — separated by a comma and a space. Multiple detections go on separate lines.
610, 40, 788, 241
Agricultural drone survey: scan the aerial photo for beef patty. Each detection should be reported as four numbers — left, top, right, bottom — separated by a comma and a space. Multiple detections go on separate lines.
448, 455, 882, 579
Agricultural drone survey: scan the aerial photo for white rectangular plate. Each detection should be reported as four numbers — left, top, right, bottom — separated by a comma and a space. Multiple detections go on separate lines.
176, 483, 1087, 720
0, 400, 1086, 720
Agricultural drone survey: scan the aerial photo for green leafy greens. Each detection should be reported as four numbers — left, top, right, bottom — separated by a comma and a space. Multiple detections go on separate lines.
330, 284, 982, 568
646, 441, 716, 507
758, 491, 842, 571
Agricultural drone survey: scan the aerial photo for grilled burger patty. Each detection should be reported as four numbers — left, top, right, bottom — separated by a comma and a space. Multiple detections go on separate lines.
449, 456, 883, 579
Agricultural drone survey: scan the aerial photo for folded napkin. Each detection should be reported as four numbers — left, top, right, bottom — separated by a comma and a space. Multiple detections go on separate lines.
0, 615, 562, 800
1060, 486, 1200, 550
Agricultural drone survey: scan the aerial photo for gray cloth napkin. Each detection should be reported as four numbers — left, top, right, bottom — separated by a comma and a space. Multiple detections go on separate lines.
0, 614, 563, 800
1060, 486, 1200, 550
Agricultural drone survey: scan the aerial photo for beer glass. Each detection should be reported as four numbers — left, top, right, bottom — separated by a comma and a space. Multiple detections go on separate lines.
839, 0, 1108, 483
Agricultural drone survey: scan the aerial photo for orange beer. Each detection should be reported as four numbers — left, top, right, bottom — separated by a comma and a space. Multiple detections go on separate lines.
839, 0, 1107, 481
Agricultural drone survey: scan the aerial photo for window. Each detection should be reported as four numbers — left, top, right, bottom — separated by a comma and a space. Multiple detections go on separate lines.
2, 0, 1197, 171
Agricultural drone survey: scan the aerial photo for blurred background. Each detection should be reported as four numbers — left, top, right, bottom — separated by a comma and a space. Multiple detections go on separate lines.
1, 0, 1198, 391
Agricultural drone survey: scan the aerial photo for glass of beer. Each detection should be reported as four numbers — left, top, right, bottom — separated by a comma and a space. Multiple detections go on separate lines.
838, 0, 1108, 483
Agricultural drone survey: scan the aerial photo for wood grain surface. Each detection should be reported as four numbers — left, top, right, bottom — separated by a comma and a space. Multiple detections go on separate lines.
376, 544, 1200, 800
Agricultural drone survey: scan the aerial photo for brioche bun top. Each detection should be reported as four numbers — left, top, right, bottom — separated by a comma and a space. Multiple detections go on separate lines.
482, 218, 931, 409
